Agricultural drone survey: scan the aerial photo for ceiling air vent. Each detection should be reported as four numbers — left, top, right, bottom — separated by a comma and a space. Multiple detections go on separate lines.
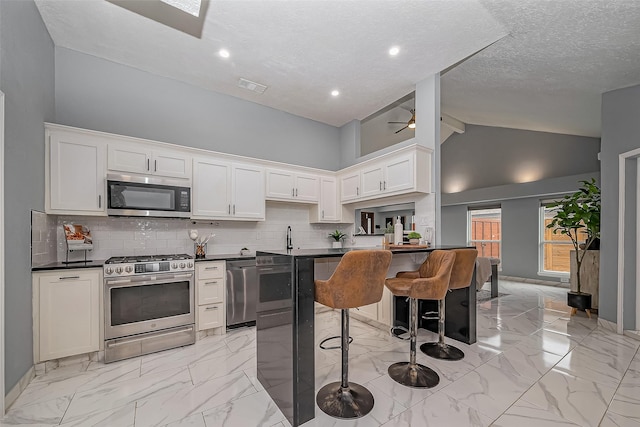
238, 78, 268, 94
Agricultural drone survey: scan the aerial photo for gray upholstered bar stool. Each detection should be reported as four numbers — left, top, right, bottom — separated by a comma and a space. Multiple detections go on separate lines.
421, 248, 478, 361
315, 250, 392, 419
385, 250, 456, 388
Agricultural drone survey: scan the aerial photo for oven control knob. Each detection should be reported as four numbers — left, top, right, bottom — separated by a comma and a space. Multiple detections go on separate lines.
187, 262, 193, 268
179, 262, 186, 269
172, 262, 178, 269
115, 267, 123, 274
105, 267, 113, 275
124, 266, 133, 273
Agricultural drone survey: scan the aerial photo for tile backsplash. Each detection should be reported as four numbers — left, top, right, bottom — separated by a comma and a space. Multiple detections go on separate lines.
49, 203, 353, 262
31, 211, 58, 267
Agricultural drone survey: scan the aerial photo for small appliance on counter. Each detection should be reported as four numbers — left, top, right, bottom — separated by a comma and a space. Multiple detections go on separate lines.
62, 223, 93, 264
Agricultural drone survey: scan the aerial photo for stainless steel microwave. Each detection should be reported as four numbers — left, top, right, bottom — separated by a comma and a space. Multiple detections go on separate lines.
107, 174, 191, 218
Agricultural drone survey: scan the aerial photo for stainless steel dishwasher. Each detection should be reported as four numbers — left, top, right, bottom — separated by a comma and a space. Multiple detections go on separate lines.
226, 259, 258, 328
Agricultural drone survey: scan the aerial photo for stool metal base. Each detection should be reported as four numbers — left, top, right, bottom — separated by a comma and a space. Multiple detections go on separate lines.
316, 382, 374, 419
388, 362, 440, 388
420, 342, 465, 361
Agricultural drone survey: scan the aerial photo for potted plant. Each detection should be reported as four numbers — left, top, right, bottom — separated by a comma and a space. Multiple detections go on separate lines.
329, 230, 347, 248
407, 231, 422, 245
546, 178, 600, 313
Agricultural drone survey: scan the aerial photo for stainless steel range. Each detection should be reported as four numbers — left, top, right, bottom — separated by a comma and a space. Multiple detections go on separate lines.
103, 254, 195, 363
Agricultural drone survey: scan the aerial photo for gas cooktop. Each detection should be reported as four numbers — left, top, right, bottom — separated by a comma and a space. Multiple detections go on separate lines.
105, 254, 193, 264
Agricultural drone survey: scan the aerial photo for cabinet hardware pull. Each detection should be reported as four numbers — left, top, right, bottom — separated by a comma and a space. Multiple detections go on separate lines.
233, 205, 236, 214
204, 281, 218, 285
322, 210, 324, 219
295, 188, 298, 197
228, 204, 231, 214
384, 181, 386, 190
204, 266, 219, 270
292, 188, 294, 197
357, 187, 359, 196
205, 306, 219, 311
98, 195, 102, 208
154, 160, 157, 172
59, 276, 80, 280
147, 159, 150, 171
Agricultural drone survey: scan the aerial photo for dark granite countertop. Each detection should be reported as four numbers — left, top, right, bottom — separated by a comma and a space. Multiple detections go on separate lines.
32, 260, 106, 271
256, 245, 468, 259
194, 253, 256, 262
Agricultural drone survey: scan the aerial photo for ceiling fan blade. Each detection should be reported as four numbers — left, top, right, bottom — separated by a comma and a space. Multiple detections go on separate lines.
395, 125, 408, 134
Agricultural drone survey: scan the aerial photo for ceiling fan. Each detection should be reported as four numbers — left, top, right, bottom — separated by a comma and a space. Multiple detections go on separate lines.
388, 109, 416, 134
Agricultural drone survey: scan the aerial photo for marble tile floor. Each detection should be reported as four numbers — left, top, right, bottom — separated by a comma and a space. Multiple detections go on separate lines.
3, 280, 640, 427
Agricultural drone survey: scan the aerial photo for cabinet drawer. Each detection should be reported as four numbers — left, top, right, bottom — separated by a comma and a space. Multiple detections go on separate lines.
198, 304, 223, 330
197, 262, 225, 279
198, 278, 223, 305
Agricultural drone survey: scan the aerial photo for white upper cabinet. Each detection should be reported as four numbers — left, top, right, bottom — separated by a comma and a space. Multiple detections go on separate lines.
310, 176, 341, 223
339, 171, 361, 202
340, 147, 430, 203
47, 126, 107, 216
108, 143, 191, 179
192, 156, 265, 221
266, 168, 319, 203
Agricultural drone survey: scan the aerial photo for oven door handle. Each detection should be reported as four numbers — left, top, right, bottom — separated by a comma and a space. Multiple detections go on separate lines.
105, 272, 194, 287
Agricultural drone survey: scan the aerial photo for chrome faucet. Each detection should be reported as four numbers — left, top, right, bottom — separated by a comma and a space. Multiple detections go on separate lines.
286, 226, 293, 250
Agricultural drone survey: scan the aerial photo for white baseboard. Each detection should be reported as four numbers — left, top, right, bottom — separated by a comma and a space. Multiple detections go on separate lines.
4, 366, 34, 411
500, 275, 568, 288
624, 330, 640, 342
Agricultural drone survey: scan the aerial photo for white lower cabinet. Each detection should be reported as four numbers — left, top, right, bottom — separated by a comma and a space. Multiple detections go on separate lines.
33, 269, 102, 363
196, 261, 226, 332
351, 287, 392, 327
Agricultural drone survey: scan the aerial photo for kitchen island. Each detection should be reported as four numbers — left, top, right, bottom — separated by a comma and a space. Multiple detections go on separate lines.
255, 246, 475, 426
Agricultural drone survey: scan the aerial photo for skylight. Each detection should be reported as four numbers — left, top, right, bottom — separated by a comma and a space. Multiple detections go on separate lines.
160, 0, 202, 17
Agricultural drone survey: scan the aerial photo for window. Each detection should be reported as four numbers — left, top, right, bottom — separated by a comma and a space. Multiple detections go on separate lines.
468, 208, 501, 260
540, 204, 586, 276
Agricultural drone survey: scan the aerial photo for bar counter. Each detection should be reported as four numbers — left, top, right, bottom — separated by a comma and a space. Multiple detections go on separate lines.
255, 246, 474, 426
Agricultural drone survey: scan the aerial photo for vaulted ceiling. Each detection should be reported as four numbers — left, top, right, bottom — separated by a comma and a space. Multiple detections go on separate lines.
35, 0, 640, 138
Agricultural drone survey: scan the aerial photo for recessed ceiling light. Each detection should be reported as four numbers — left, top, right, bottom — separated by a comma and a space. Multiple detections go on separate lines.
389, 46, 400, 56
219, 49, 230, 58
331, 90, 340, 97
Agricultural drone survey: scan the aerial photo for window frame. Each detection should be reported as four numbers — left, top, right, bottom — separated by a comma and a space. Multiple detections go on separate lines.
538, 203, 571, 279
467, 206, 502, 265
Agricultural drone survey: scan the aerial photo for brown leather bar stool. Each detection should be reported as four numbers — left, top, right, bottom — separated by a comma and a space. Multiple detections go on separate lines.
421, 248, 478, 361
385, 250, 456, 388
315, 250, 392, 419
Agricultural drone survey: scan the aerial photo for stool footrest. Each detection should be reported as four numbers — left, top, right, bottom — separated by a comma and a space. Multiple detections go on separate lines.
319, 335, 353, 350
390, 326, 411, 340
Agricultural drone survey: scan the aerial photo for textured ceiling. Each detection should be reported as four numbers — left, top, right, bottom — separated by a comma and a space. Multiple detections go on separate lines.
34, 0, 506, 127
33, 0, 640, 137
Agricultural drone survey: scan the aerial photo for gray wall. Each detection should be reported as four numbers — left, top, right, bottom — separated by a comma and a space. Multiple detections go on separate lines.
440, 123, 601, 282
0, 0, 55, 393
600, 83, 640, 325
442, 125, 600, 193
54, 48, 342, 171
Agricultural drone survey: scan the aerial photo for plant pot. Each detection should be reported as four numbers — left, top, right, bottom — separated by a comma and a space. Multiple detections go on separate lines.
409, 238, 420, 245
332, 241, 342, 249
567, 291, 592, 310
586, 237, 600, 250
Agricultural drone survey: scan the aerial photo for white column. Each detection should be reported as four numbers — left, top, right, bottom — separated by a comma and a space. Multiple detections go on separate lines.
414, 75, 441, 245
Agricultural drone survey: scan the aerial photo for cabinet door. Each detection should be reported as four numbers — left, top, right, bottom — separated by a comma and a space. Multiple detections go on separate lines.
192, 157, 231, 218
198, 278, 224, 305
108, 144, 150, 174
266, 169, 295, 200
384, 153, 414, 193
152, 149, 191, 179
295, 174, 319, 202
198, 304, 224, 330
319, 177, 339, 221
38, 271, 100, 361
49, 132, 106, 214
340, 172, 361, 201
361, 164, 384, 197
232, 164, 265, 219
378, 287, 393, 327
